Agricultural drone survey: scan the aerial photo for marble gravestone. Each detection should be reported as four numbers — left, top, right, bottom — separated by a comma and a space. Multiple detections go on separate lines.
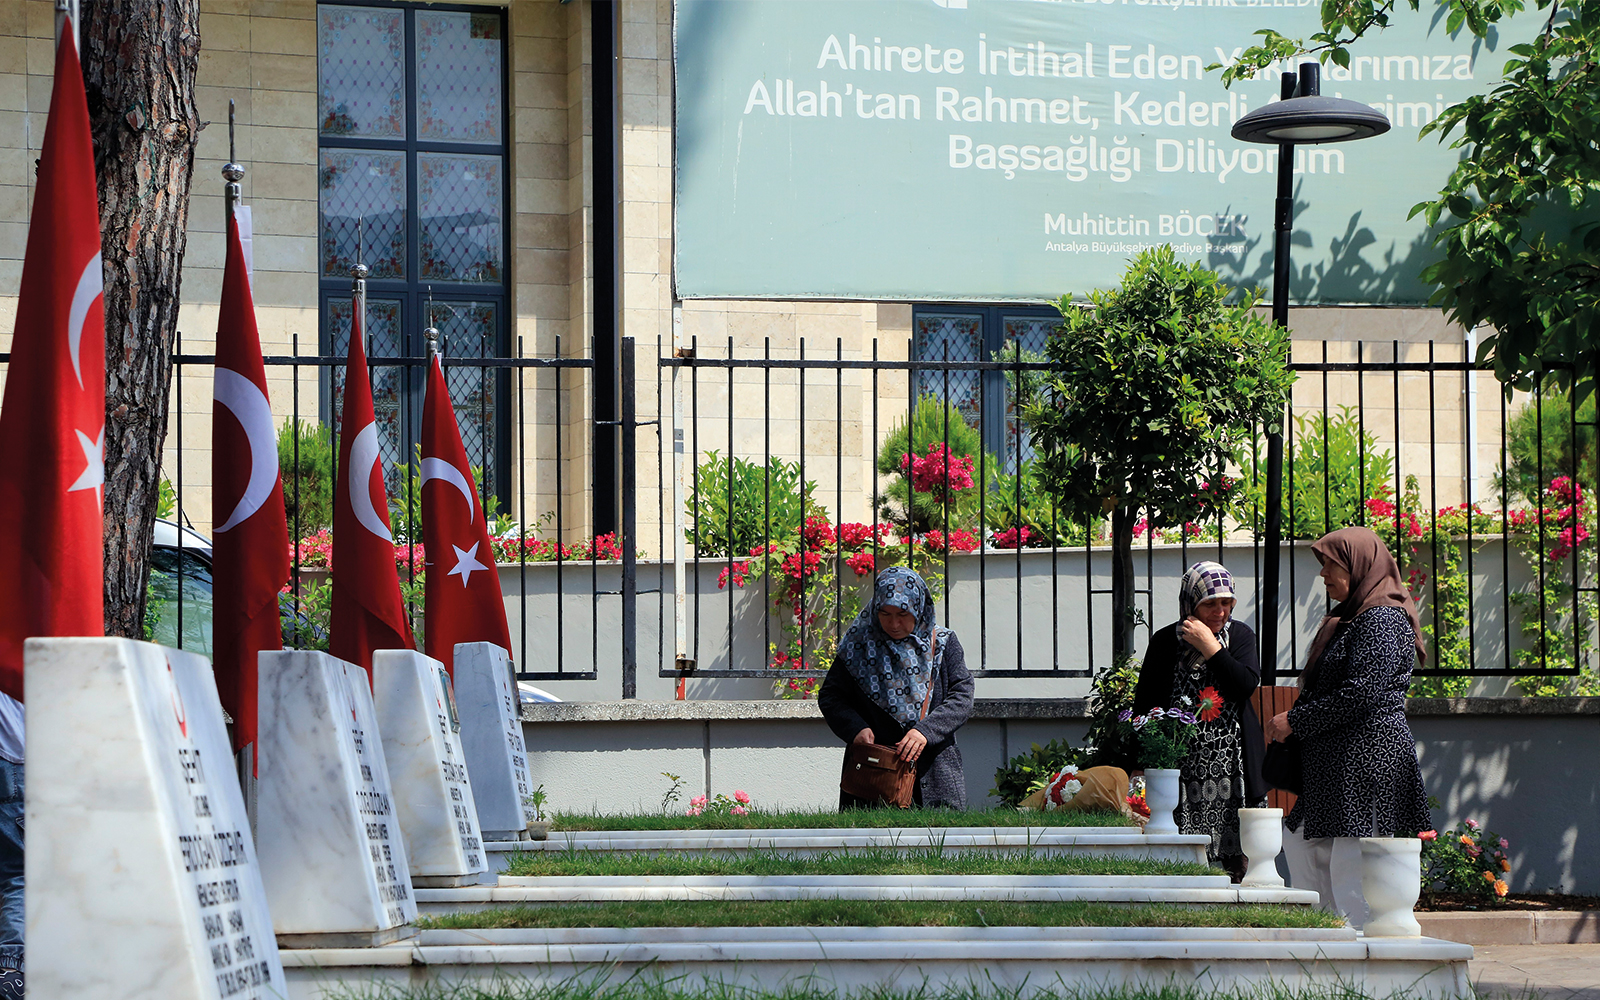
257, 650, 417, 947
452, 642, 535, 841
372, 649, 487, 886
26, 637, 286, 1000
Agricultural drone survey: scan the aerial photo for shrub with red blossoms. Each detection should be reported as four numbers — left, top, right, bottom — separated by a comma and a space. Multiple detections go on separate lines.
918, 529, 979, 554
802, 516, 836, 550
845, 551, 875, 577
836, 521, 894, 551
718, 560, 751, 590
899, 443, 975, 499
990, 526, 1032, 549
781, 550, 825, 586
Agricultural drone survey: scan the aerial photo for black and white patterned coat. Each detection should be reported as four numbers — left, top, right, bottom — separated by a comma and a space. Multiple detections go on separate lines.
1286, 605, 1432, 838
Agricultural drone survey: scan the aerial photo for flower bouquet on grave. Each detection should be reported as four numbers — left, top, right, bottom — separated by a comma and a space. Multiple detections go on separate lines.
1041, 768, 1082, 811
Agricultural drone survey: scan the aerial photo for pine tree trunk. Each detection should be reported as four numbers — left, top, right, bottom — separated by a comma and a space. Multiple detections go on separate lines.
80, 0, 203, 638
1110, 505, 1137, 659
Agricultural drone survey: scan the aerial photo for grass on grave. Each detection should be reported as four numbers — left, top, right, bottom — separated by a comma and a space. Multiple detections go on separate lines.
549, 807, 1134, 832
502, 846, 1215, 879
415, 900, 1343, 931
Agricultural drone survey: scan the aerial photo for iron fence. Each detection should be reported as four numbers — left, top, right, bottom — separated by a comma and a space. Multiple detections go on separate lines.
10, 331, 1595, 697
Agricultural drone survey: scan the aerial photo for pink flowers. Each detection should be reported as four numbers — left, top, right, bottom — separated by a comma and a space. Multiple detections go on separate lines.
734, 790, 751, 805
1419, 829, 1438, 842
685, 794, 707, 817
685, 790, 756, 818
899, 443, 975, 499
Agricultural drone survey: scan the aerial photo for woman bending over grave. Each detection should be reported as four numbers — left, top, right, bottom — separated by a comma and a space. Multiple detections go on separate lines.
1265, 526, 1431, 928
1127, 560, 1267, 880
819, 567, 974, 809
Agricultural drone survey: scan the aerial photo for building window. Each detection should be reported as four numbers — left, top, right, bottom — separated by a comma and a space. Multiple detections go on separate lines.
912, 305, 1059, 472
316, 2, 509, 496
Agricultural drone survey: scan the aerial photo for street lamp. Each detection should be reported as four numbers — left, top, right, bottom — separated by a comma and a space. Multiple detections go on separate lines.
1231, 62, 1389, 685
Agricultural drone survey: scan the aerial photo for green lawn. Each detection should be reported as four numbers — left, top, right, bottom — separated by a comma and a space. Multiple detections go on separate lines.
550, 807, 1132, 832
416, 899, 1342, 931
503, 848, 1213, 879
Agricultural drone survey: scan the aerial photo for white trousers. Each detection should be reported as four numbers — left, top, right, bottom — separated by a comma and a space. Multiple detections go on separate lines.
1282, 824, 1367, 930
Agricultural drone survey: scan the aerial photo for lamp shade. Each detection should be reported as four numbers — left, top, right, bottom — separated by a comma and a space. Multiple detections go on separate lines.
1232, 94, 1391, 143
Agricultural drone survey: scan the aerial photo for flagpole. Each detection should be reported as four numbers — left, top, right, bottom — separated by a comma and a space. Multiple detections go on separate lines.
353, 221, 368, 354
54, 0, 79, 53
220, 98, 257, 829
223, 99, 242, 226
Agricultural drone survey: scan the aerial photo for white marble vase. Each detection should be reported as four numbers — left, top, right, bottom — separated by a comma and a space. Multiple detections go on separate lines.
1143, 768, 1181, 836
1237, 807, 1286, 887
1359, 837, 1423, 937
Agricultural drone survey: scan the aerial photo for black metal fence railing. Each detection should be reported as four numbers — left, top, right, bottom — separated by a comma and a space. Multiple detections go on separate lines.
7, 333, 1595, 697
656, 337, 1598, 693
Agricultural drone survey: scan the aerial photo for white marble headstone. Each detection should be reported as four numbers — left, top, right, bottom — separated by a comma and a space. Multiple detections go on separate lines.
372, 649, 486, 884
452, 642, 535, 839
256, 649, 417, 945
25, 637, 286, 1000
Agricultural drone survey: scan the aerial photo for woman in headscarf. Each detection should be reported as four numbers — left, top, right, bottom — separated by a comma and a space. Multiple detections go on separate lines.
1264, 526, 1431, 928
1127, 560, 1266, 879
819, 566, 975, 809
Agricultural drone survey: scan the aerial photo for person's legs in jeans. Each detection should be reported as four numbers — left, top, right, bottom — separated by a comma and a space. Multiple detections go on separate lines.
0, 759, 23, 974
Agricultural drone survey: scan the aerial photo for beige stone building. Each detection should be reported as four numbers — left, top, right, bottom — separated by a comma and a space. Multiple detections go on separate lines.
0, 0, 1511, 562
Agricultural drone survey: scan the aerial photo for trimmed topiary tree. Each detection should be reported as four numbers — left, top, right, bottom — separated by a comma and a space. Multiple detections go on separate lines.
1019, 246, 1296, 657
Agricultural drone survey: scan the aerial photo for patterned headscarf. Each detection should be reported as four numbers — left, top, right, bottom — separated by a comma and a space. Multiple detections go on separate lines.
836, 566, 943, 726
1179, 561, 1236, 624
1177, 561, 1234, 677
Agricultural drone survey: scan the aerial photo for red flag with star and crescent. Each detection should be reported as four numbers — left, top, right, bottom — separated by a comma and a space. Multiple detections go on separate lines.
421, 353, 511, 677
331, 300, 413, 676
0, 25, 105, 700
212, 205, 290, 751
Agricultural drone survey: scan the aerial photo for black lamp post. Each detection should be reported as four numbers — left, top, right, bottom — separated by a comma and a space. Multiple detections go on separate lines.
1231, 62, 1389, 685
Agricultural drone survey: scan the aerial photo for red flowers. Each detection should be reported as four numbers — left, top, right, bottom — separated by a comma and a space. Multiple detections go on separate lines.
845, 551, 876, 577
1196, 686, 1223, 723
836, 521, 893, 551
802, 516, 836, 550
991, 526, 1032, 549
717, 560, 750, 590
899, 443, 975, 498
918, 529, 979, 554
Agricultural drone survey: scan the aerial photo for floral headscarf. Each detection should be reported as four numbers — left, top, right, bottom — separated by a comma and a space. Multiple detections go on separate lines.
836, 566, 945, 726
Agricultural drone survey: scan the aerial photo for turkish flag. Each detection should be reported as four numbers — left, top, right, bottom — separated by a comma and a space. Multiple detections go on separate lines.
0, 27, 105, 700
212, 205, 289, 751
421, 354, 511, 676
330, 298, 413, 675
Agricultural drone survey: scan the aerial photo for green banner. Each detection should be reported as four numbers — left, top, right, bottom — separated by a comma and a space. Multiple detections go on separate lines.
674, 0, 1515, 303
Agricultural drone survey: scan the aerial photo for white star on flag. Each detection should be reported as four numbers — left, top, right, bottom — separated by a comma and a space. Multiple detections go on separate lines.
447, 541, 488, 587
67, 424, 104, 503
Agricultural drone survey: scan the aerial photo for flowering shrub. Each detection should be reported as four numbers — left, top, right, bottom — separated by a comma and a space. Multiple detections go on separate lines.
686, 789, 753, 818
917, 529, 980, 554
900, 443, 976, 499
288, 528, 424, 575
990, 526, 1032, 549
1421, 819, 1512, 904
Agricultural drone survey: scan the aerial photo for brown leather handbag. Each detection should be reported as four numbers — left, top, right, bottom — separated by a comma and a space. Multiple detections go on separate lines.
839, 646, 935, 809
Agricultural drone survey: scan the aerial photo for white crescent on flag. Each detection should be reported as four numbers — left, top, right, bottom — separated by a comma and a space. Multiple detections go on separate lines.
67, 251, 102, 388
420, 456, 476, 525
213, 368, 279, 532
348, 422, 393, 542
